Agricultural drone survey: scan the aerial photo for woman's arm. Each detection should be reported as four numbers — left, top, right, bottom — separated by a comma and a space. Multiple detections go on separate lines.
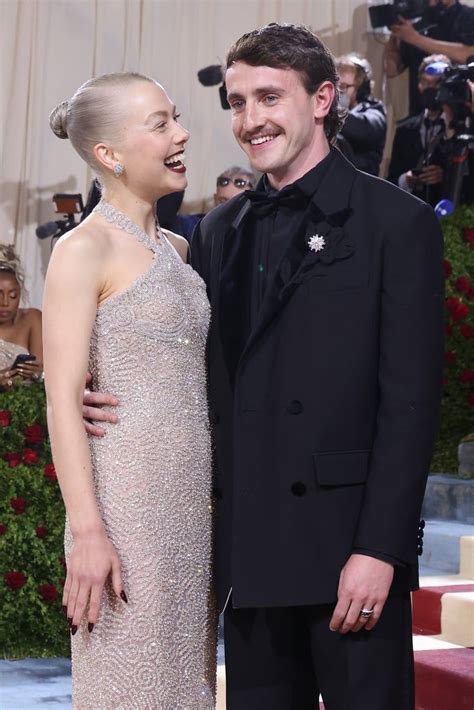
43, 230, 125, 632
27, 308, 43, 360
16, 309, 44, 380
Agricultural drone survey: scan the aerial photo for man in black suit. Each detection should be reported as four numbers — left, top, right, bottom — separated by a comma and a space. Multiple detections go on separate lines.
83, 23, 444, 710
191, 23, 443, 709
388, 54, 451, 206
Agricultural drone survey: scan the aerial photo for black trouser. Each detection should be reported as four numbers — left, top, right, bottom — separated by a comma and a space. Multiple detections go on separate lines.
224, 594, 414, 710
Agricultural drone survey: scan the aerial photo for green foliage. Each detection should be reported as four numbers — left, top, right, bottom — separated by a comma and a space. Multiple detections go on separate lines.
431, 205, 474, 475
0, 383, 69, 658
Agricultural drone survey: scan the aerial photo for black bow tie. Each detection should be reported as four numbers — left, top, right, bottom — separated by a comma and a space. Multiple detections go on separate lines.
246, 186, 307, 218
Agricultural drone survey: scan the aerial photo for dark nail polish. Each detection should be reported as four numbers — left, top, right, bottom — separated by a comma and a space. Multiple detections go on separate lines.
71, 625, 77, 635
88, 623, 94, 633
68, 617, 72, 628
120, 590, 128, 603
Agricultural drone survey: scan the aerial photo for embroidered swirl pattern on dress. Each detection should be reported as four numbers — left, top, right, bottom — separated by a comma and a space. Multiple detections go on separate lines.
64, 201, 216, 709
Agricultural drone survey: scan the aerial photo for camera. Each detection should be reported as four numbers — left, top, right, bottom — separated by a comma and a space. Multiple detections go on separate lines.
437, 63, 474, 110
369, 0, 425, 30
36, 193, 84, 240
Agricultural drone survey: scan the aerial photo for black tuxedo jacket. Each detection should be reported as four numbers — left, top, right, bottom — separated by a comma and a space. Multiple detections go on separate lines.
191, 150, 444, 612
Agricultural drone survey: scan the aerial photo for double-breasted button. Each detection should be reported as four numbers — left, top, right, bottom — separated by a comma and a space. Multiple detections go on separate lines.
417, 545, 423, 556
291, 482, 307, 496
418, 530, 424, 540
419, 519, 426, 530
287, 400, 304, 415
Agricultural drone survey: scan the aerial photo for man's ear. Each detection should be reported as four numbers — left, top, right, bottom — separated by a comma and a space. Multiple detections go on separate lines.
313, 81, 336, 119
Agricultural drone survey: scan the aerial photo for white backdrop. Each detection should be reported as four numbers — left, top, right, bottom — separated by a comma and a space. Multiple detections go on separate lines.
1, 0, 412, 306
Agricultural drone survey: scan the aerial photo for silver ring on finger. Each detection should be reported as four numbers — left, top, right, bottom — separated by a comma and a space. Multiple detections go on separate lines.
359, 607, 374, 619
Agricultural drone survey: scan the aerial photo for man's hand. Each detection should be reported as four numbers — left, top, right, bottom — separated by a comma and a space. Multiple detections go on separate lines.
419, 164, 443, 185
390, 17, 420, 45
329, 554, 394, 634
83, 373, 119, 437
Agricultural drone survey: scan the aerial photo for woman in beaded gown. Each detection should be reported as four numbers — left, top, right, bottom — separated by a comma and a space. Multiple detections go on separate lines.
43, 73, 216, 708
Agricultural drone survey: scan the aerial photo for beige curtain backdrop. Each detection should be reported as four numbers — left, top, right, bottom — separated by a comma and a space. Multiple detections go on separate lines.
1, 0, 413, 306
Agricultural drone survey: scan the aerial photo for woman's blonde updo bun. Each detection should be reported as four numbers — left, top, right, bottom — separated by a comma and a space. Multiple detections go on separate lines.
48, 73, 156, 174
49, 100, 69, 139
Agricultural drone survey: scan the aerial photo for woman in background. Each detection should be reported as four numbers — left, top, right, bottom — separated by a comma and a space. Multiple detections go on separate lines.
43, 72, 216, 708
0, 245, 43, 389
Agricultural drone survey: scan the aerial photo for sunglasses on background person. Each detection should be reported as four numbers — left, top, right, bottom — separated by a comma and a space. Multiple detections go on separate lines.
216, 176, 254, 189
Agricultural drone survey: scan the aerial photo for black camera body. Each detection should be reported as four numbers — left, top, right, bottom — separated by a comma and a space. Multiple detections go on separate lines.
437, 63, 474, 109
369, 0, 425, 29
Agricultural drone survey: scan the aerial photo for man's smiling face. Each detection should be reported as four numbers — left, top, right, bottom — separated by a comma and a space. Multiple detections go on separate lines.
226, 62, 333, 188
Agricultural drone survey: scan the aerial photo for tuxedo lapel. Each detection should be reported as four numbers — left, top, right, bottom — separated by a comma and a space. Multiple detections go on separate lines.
218, 201, 254, 385
239, 150, 358, 366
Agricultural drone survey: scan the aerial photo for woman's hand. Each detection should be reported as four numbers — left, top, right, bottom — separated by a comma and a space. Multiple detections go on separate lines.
0, 366, 19, 388
63, 529, 127, 634
15, 359, 43, 381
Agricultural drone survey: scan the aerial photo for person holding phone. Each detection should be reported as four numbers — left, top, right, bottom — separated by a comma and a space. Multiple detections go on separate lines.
43, 72, 216, 708
0, 245, 43, 390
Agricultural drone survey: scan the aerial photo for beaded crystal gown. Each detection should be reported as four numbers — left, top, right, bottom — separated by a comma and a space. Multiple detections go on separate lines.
64, 201, 216, 709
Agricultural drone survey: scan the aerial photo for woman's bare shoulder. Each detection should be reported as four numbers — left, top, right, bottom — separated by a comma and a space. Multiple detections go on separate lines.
52, 217, 110, 262
20, 308, 42, 323
163, 229, 189, 262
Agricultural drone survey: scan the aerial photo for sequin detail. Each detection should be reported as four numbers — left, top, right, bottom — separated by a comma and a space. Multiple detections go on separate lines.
64, 202, 216, 709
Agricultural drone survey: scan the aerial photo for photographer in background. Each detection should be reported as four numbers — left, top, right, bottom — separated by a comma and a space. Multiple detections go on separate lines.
384, 0, 474, 115
388, 55, 450, 205
0, 245, 43, 390
433, 64, 474, 205
336, 55, 387, 175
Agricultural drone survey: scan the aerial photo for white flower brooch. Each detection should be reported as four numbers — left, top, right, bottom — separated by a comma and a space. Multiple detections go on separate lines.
308, 234, 326, 252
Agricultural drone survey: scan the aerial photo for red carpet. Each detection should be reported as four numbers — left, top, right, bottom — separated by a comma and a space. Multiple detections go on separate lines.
415, 647, 474, 710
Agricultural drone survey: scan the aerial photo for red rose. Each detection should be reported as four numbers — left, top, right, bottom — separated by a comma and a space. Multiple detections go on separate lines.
24, 423, 44, 444
3, 452, 21, 468
446, 297, 469, 322
10, 497, 26, 514
459, 371, 474, 383
23, 448, 39, 465
469, 286, 474, 301
44, 463, 57, 481
4, 571, 27, 590
445, 323, 453, 337
443, 259, 452, 278
38, 583, 58, 603
461, 324, 474, 339
463, 227, 474, 248
469, 392, 474, 406
35, 526, 48, 539
445, 350, 457, 364
0, 524, 7, 535
455, 276, 471, 295
0, 410, 11, 427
